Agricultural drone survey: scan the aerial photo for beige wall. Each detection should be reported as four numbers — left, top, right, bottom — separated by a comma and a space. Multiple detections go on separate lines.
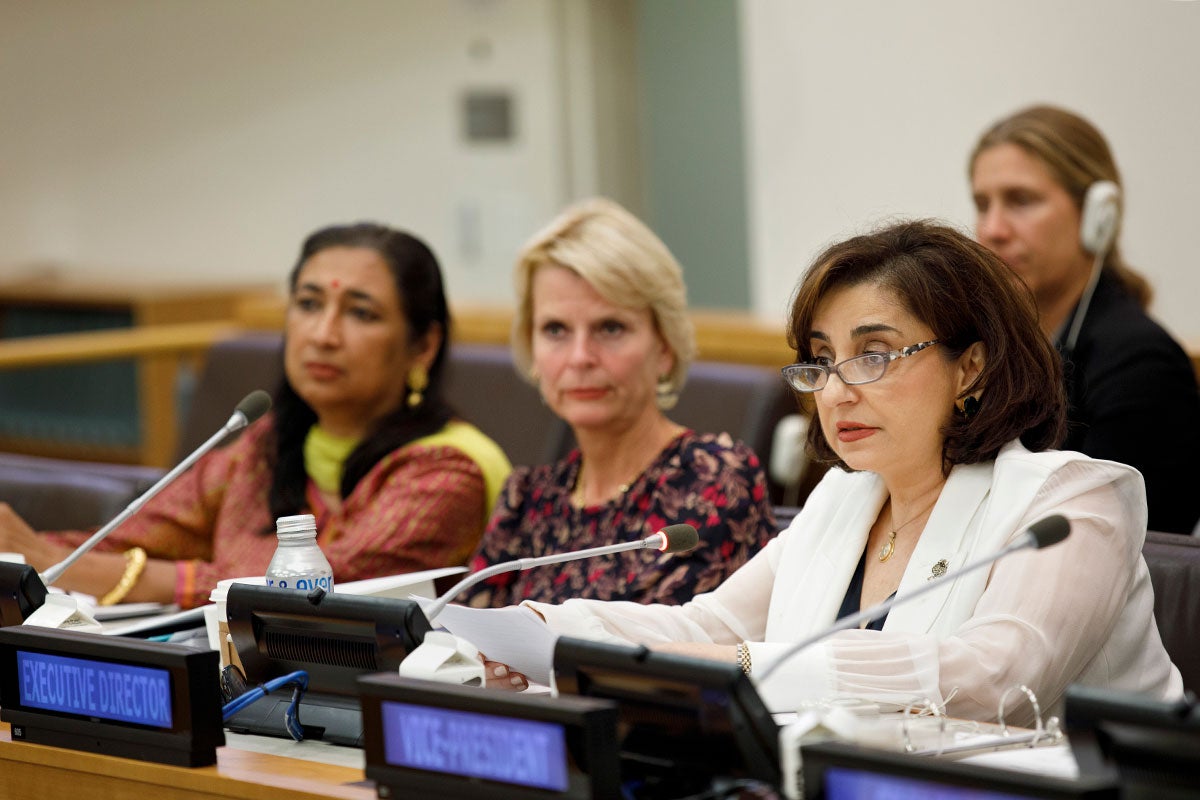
0, 0, 599, 305
741, 0, 1200, 340
3, 0, 1197, 342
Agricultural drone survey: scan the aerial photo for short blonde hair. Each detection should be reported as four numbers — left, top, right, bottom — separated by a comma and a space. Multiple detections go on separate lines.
512, 197, 696, 407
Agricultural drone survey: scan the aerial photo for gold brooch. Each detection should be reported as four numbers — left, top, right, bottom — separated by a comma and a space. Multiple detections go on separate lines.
928, 559, 949, 581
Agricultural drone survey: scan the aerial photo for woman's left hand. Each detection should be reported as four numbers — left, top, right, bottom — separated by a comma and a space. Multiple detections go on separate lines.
649, 641, 739, 664
478, 652, 530, 691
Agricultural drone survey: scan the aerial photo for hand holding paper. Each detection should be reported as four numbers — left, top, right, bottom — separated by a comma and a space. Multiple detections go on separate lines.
417, 600, 559, 686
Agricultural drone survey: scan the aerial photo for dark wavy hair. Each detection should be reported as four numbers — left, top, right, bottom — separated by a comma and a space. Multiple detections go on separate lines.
786, 220, 1066, 474
267, 222, 453, 525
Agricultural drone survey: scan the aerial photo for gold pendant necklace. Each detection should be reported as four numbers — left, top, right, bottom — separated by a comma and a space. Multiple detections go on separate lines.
878, 496, 939, 563
878, 530, 898, 562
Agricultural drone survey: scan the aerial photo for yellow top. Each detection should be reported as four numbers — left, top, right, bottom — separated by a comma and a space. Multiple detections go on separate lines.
304, 420, 512, 516
303, 425, 360, 495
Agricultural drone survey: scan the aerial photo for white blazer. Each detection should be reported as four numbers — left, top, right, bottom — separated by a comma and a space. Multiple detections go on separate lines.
532, 441, 1183, 724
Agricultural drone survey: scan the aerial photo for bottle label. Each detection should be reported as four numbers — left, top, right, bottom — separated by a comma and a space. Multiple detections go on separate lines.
266, 575, 334, 592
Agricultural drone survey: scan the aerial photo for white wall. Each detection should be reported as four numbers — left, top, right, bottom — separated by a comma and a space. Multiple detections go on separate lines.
0, 0, 577, 304
741, 0, 1200, 341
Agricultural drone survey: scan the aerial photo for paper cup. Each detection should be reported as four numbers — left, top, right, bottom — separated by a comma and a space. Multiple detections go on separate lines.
203, 604, 221, 650
206, 576, 266, 670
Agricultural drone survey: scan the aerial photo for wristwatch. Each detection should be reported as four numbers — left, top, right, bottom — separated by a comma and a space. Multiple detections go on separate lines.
736, 642, 752, 675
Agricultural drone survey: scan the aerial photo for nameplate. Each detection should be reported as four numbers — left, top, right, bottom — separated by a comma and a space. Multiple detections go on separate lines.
0, 626, 223, 767
359, 673, 620, 799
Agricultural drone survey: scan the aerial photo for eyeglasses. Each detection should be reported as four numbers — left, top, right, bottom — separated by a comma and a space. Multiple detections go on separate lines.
781, 339, 940, 392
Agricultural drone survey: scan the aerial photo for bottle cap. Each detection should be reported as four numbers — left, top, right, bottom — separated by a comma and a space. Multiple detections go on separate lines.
275, 513, 318, 539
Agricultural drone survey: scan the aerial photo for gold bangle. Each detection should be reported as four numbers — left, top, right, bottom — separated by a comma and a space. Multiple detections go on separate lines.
736, 642, 753, 675
99, 547, 148, 606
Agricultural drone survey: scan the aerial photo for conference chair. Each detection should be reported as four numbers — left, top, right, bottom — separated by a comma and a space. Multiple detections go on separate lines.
173, 331, 283, 460
1142, 531, 1200, 694
671, 360, 805, 505
0, 452, 162, 532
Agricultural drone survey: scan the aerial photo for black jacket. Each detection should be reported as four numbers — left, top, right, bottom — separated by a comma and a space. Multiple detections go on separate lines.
1058, 270, 1200, 534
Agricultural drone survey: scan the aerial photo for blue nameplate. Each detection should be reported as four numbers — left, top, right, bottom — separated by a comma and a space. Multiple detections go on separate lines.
0, 626, 223, 767
359, 673, 620, 799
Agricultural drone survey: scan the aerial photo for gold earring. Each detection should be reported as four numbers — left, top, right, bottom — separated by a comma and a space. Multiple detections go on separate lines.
407, 364, 428, 409
957, 395, 980, 418
656, 375, 679, 410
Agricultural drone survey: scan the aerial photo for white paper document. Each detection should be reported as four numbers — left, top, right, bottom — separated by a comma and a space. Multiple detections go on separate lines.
955, 741, 1079, 779
420, 601, 559, 686
338, 566, 467, 599
100, 567, 467, 637
91, 601, 175, 621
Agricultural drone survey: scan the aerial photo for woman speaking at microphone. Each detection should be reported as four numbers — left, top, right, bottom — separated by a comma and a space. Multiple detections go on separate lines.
0, 223, 510, 609
496, 221, 1181, 725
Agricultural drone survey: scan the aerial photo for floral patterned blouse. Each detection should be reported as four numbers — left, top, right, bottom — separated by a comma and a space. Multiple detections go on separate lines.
461, 431, 776, 608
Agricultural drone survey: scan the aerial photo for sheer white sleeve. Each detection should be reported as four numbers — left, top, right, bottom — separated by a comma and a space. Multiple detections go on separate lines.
527, 528, 783, 646
755, 459, 1151, 723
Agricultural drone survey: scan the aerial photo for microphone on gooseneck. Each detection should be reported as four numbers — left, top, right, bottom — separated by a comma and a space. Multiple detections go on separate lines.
423, 523, 701, 622
40, 390, 273, 586
756, 514, 1071, 683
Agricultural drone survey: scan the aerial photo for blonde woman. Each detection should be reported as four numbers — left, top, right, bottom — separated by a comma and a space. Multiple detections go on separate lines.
463, 198, 775, 608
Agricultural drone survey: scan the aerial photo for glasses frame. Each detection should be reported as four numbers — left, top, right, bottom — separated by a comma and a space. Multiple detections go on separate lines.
781, 339, 940, 393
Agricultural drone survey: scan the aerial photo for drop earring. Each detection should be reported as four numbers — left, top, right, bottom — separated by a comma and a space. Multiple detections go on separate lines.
407, 364, 428, 409
957, 395, 980, 418
656, 375, 679, 410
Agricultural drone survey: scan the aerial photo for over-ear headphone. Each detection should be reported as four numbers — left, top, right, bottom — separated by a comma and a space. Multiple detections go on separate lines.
1064, 180, 1121, 354
1080, 180, 1120, 255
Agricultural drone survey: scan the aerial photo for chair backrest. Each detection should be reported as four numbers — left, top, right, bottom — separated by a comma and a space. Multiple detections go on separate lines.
772, 505, 802, 533
1142, 531, 1200, 694
0, 452, 163, 531
440, 343, 570, 467
674, 362, 801, 503
176, 331, 284, 459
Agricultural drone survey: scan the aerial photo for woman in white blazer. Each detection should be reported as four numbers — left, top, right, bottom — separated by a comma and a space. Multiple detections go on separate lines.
508, 220, 1183, 725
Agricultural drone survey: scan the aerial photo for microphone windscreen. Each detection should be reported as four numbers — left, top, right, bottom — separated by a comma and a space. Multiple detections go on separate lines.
235, 390, 273, 425
1028, 514, 1070, 549
659, 524, 699, 554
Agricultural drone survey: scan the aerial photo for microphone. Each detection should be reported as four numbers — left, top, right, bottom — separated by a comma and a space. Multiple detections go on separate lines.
424, 523, 700, 622
40, 390, 273, 586
756, 514, 1070, 682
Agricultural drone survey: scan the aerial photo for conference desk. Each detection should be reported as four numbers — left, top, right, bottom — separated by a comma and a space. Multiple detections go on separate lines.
0, 722, 375, 800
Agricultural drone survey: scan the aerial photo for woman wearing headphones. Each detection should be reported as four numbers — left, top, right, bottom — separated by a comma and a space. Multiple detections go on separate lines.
970, 105, 1200, 534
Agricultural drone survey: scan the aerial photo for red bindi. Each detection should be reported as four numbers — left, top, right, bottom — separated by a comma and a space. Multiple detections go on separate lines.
330, 279, 340, 289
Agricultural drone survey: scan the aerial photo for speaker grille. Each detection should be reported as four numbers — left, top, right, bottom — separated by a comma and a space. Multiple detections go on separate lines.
263, 630, 375, 670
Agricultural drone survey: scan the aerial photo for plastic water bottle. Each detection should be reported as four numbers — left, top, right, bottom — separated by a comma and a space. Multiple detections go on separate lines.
265, 514, 334, 593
